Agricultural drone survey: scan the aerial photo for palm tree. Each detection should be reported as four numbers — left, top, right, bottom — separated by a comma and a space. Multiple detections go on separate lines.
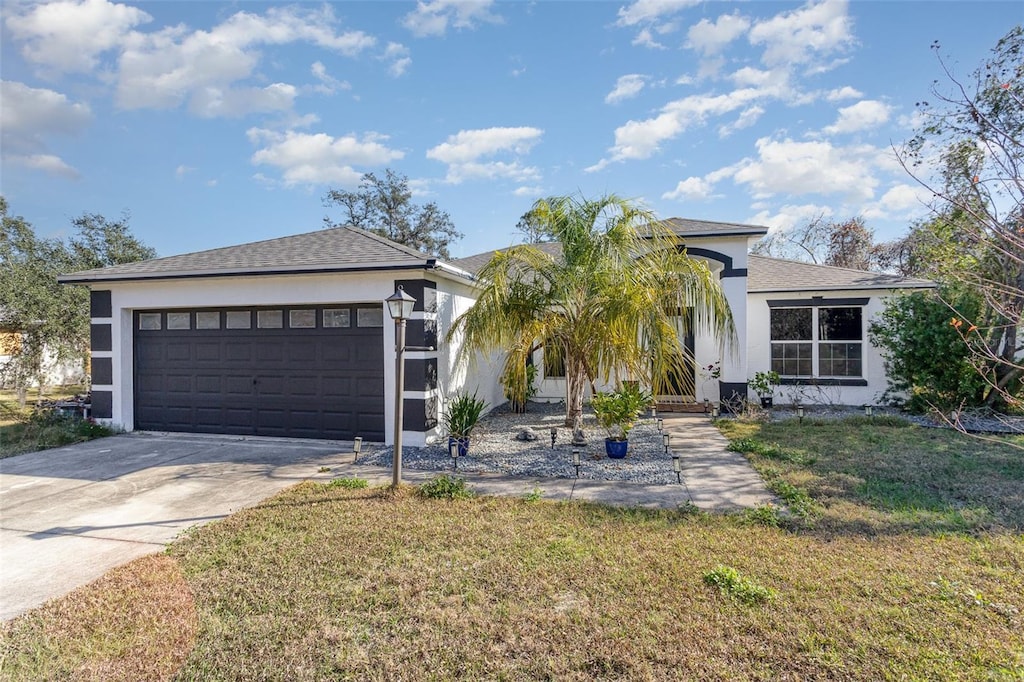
448, 193, 735, 428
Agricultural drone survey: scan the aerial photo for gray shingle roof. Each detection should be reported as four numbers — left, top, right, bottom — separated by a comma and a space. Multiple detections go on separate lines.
59, 226, 436, 283
747, 255, 933, 292
451, 242, 562, 276
663, 217, 769, 238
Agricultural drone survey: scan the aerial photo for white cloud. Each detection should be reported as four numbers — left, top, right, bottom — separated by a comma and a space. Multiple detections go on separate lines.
861, 183, 931, 220
427, 126, 543, 183
402, 0, 501, 38
686, 12, 750, 56
826, 86, 862, 102
823, 99, 891, 135
662, 176, 715, 201
247, 128, 403, 186
109, 6, 374, 116
383, 43, 412, 77
731, 137, 880, 201
175, 164, 193, 179
311, 62, 351, 94
5, 0, 151, 74
718, 105, 765, 137
748, 0, 854, 69
632, 28, 666, 49
513, 185, 544, 197
750, 203, 834, 233
588, 88, 763, 168
1, 81, 91, 179
605, 74, 647, 104
616, 0, 700, 27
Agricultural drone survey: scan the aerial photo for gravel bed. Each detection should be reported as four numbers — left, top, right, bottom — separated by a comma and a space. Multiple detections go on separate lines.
358, 401, 1023, 485
358, 401, 684, 485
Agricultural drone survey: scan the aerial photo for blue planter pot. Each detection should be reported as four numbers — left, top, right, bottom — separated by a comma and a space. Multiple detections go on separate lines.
605, 438, 628, 459
448, 436, 470, 458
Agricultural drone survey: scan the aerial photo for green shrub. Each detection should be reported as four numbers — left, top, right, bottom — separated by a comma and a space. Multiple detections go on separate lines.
702, 565, 777, 605
591, 383, 652, 441
442, 393, 487, 439
743, 504, 784, 528
419, 475, 474, 500
728, 437, 815, 466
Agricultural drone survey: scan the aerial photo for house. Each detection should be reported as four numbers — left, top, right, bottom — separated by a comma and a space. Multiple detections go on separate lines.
59, 220, 932, 445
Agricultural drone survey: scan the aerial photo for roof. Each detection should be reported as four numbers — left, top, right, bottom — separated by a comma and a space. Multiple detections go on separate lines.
747, 255, 934, 293
662, 217, 769, 238
59, 226, 438, 283
451, 242, 562, 276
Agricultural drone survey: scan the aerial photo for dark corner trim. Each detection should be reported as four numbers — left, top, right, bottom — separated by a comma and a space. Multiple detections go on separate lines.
91, 390, 113, 419
90, 290, 112, 318
680, 246, 747, 278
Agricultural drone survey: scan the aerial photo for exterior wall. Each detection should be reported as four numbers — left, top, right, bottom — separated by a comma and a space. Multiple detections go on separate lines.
434, 276, 505, 437
746, 289, 894, 407
90, 270, 449, 446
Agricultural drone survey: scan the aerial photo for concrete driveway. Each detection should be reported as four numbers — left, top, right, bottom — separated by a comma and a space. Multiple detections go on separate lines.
0, 432, 352, 621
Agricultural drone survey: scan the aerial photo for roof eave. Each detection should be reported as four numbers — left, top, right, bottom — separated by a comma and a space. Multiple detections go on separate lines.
749, 282, 936, 294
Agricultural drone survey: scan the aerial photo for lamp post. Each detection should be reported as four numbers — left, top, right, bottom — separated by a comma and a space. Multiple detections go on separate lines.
386, 286, 417, 488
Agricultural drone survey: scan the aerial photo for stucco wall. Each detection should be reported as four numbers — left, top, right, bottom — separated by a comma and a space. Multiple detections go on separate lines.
746, 289, 894, 407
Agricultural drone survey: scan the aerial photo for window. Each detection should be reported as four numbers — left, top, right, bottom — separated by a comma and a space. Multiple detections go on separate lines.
543, 344, 565, 378
289, 309, 316, 328
323, 309, 351, 328
770, 306, 863, 378
258, 310, 283, 329
196, 312, 220, 329
356, 307, 384, 328
226, 311, 251, 329
138, 313, 161, 330
166, 312, 191, 330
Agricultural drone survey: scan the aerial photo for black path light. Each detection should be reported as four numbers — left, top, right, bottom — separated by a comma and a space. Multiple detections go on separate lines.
662, 432, 671, 454
550, 427, 557, 449
353, 436, 363, 463
864, 405, 874, 418
449, 438, 459, 470
711, 405, 720, 419
572, 448, 581, 478
656, 417, 664, 432
672, 452, 681, 484
385, 286, 417, 488
797, 406, 805, 425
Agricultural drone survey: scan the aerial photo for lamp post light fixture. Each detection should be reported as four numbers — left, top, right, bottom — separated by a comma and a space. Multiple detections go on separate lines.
672, 453, 681, 484
449, 438, 459, 470
711, 405, 720, 419
797, 406, 805, 425
572, 448, 581, 478
550, 427, 557, 449
650, 405, 657, 419
656, 417, 664, 432
864, 405, 874, 418
385, 286, 417, 488
662, 432, 671, 453
353, 436, 363, 463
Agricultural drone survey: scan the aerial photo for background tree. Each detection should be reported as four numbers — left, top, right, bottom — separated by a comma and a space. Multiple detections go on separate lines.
896, 26, 1023, 409
323, 169, 463, 258
448, 193, 734, 430
753, 215, 883, 270
514, 207, 549, 244
0, 198, 156, 404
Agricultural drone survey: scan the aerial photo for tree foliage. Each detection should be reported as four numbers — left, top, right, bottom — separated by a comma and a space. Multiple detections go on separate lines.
322, 169, 463, 258
753, 216, 883, 270
869, 288, 990, 412
448, 193, 735, 428
896, 26, 1024, 409
0, 198, 155, 399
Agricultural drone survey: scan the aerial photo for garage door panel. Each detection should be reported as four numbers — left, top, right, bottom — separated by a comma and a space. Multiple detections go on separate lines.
135, 306, 385, 440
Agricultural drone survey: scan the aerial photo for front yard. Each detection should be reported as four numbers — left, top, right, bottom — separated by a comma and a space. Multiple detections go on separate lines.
2, 418, 1022, 680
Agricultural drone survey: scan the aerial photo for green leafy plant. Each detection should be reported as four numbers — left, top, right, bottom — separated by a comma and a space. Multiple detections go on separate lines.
326, 478, 368, 490
702, 565, 777, 605
442, 392, 487, 439
502, 362, 538, 414
590, 383, 652, 441
418, 474, 474, 500
749, 371, 780, 399
523, 487, 544, 502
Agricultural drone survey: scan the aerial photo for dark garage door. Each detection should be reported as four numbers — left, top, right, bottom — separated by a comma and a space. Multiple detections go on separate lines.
134, 305, 385, 440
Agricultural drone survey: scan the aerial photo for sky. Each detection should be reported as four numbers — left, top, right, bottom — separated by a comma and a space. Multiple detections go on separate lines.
1, 0, 1019, 262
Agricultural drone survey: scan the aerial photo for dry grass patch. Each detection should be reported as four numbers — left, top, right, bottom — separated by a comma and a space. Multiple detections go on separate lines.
0, 554, 197, 681
152, 481, 1024, 680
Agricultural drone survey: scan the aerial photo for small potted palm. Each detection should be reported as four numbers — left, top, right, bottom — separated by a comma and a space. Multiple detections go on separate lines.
590, 383, 652, 458
750, 370, 780, 408
442, 392, 487, 457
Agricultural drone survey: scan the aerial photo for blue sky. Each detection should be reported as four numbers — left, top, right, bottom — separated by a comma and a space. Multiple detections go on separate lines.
1, 0, 1018, 261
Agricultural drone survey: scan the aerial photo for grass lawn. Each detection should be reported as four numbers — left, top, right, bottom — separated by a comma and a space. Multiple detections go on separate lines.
2, 418, 1022, 680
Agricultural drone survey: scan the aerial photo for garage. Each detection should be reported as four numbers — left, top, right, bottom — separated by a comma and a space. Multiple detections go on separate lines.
133, 304, 385, 441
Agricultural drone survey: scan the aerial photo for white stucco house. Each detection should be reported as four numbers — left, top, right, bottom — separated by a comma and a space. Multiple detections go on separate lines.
59, 219, 932, 445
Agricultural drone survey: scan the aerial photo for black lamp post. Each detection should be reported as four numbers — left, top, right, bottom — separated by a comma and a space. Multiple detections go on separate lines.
385, 286, 416, 488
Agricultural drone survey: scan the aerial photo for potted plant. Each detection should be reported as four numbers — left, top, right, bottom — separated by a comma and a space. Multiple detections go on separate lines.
442, 392, 487, 457
590, 383, 652, 459
750, 370, 780, 408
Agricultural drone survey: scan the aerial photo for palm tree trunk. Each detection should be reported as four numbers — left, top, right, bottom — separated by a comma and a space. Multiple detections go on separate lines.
565, 357, 588, 428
